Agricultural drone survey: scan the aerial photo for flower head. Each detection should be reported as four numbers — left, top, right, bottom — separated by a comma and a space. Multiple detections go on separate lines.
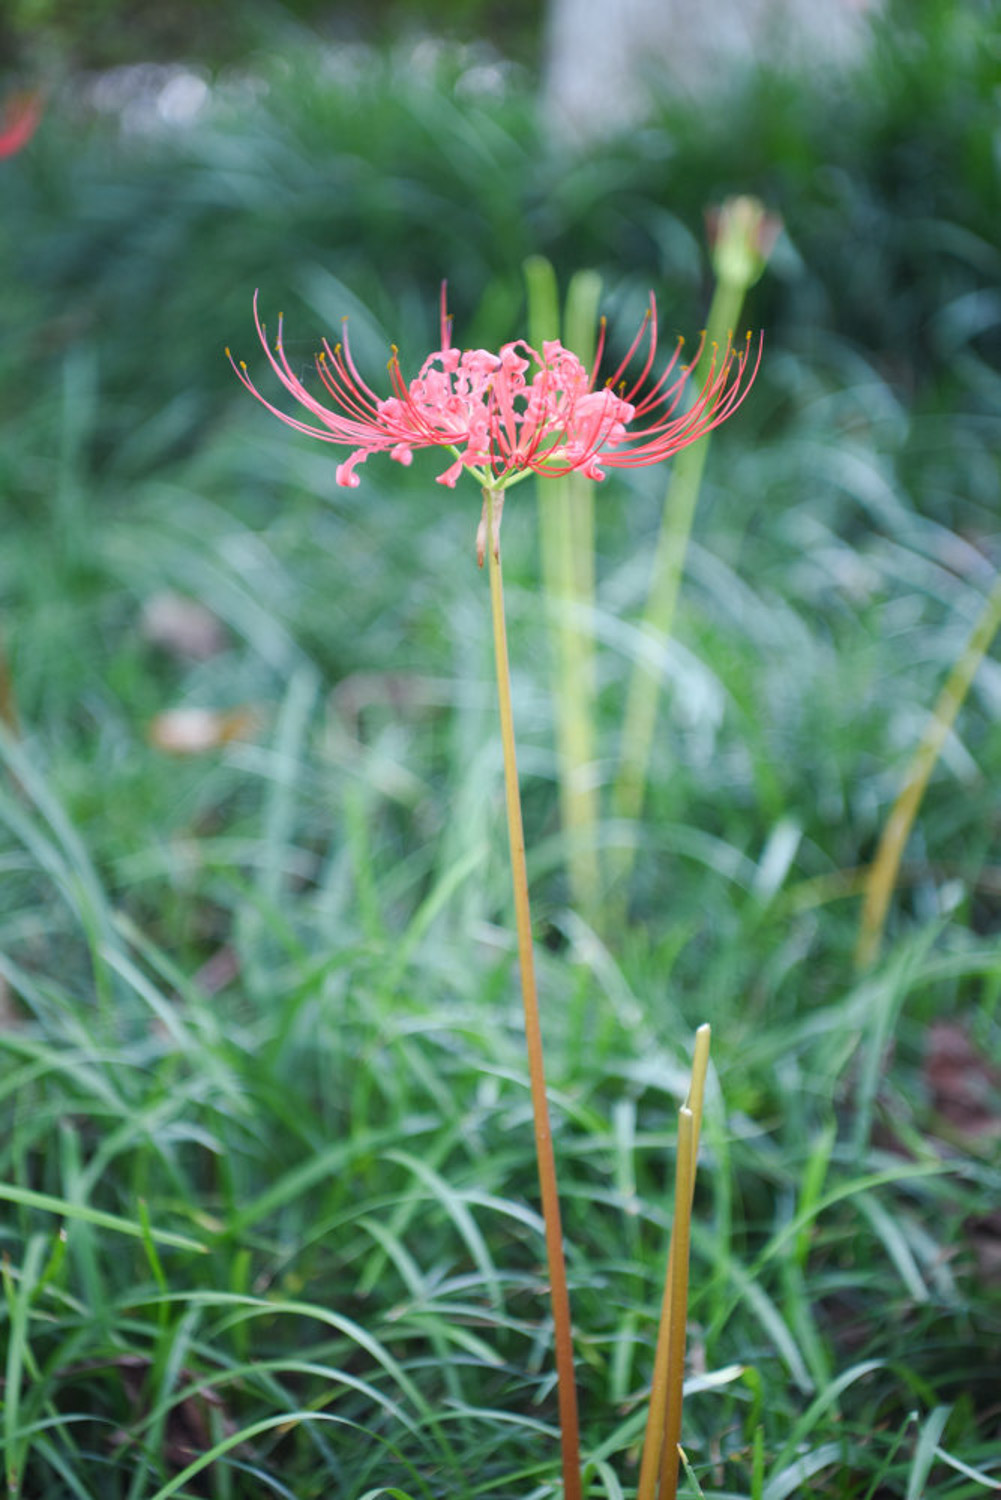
230, 284, 760, 505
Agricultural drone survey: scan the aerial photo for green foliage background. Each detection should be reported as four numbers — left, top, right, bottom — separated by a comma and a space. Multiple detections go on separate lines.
1, 0, 541, 70
1, 0, 1000, 1495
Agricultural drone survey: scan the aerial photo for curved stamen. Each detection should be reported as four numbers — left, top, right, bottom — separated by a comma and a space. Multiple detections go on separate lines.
230, 292, 760, 493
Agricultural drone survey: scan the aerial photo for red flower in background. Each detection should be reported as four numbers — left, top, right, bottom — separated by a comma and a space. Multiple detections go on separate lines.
0, 91, 42, 160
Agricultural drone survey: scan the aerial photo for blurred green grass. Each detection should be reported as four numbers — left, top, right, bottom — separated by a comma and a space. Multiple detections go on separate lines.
1, 1, 1000, 1494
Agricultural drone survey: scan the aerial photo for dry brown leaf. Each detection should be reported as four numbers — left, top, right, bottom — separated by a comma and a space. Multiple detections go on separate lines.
967, 1209, 1001, 1283
925, 1020, 1001, 1141
0, 973, 22, 1027
111, 1356, 238, 1473
193, 944, 240, 996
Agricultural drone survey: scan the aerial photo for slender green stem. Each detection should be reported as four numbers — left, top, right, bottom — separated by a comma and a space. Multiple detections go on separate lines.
559, 272, 603, 920
526, 257, 603, 921
610, 275, 745, 901
484, 485, 582, 1500
856, 565, 1001, 968
547, 464, 601, 919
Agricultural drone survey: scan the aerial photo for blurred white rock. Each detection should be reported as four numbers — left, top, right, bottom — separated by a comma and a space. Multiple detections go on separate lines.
543, 0, 882, 143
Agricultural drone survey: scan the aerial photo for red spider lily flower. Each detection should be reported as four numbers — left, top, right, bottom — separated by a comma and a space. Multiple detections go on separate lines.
0, 90, 42, 160
230, 285, 760, 501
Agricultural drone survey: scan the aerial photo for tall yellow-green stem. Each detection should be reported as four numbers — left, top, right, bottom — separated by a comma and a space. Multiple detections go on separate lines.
484, 484, 582, 1500
611, 199, 777, 906
856, 565, 1001, 968
609, 278, 745, 897
636, 1024, 710, 1500
525, 256, 603, 922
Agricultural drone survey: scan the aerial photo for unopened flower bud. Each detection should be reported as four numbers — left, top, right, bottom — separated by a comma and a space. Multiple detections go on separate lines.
707, 196, 782, 291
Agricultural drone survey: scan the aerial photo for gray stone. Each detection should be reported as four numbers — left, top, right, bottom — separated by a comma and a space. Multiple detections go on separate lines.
543, 0, 881, 142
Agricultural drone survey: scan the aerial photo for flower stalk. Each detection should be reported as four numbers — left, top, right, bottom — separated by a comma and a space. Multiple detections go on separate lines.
610, 200, 777, 906
484, 483, 582, 1500
525, 256, 603, 922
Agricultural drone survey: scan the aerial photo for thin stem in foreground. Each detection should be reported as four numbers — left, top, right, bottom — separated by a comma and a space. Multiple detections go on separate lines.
484, 484, 582, 1500
657, 1107, 696, 1500
636, 1024, 710, 1500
